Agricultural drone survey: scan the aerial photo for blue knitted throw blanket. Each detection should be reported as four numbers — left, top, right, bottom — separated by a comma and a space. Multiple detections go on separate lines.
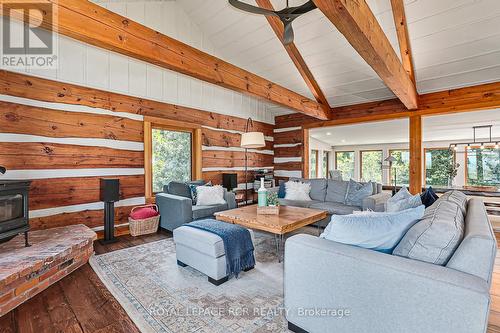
184, 219, 255, 278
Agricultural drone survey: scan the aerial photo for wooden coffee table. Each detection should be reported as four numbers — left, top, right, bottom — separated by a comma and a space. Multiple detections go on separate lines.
214, 205, 327, 262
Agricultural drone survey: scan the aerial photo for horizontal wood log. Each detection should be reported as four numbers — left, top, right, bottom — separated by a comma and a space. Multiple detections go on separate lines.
274, 130, 303, 145
274, 113, 318, 129
0, 100, 143, 142
273, 161, 303, 171
30, 175, 144, 210
0, 142, 143, 169
274, 146, 303, 158
4, 0, 328, 119
30, 205, 133, 230
0, 70, 274, 136
202, 151, 273, 168
202, 128, 273, 151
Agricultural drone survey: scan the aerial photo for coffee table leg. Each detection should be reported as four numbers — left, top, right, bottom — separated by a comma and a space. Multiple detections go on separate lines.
275, 234, 284, 263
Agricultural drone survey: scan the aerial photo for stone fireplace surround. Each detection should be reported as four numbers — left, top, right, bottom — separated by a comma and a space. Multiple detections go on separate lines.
0, 224, 96, 316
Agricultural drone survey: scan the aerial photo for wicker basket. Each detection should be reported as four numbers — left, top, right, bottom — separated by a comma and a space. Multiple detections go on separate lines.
129, 204, 160, 236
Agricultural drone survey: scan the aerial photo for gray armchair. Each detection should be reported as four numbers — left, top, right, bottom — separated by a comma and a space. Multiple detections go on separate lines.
156, 181, 236, 231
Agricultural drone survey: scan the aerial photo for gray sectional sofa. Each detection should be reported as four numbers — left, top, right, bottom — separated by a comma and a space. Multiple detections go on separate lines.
156, 181, 236, 232
278, 178, 391, 225
284, 195, 497, 333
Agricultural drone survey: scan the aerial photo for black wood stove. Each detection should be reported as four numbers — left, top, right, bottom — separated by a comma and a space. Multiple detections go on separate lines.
0, 180, 31, 246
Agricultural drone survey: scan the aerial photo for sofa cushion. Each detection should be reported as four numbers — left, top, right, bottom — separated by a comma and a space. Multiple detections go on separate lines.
174, 226, 225, 258
305, 178, 328, 201
325, 180, 349, 203
437, 190, 468, 216
192, 204, 228, 220
386, 187, 422, 212
321, 205, 425, 253
309, 201, 360, 215
284, 181, 312, 201
278, 199, 323, 208
345, 180, 373, 207
167, 181, 192, 199
393, 199, 465, 265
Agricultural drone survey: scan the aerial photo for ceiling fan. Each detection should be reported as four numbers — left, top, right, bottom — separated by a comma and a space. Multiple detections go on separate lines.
228, 0, 317, 45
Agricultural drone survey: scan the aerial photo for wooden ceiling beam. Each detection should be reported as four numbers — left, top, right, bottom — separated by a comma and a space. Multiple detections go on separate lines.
255, 0, 331, 112
390, 0, 416, 84
3, 0, 329, 120
313, 0, 419, 110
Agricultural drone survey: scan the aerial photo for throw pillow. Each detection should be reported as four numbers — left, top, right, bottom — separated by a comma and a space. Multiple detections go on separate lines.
386, 186, 422, 212
196, 185, 226, 206
130, 206, 159, 220
420, 186, 439, 208
278, 181, 286, 199
188, 181, 213, 205
345, 179, 373, 207
393, 200, 465, 265
284, 181, 312, 201
320, 205, 425, 253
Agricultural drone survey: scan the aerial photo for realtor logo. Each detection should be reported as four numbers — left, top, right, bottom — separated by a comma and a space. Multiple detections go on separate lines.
1, 1, 58, 69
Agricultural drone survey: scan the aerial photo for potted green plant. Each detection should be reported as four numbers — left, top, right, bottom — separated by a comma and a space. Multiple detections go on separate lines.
447, 161, 460, 188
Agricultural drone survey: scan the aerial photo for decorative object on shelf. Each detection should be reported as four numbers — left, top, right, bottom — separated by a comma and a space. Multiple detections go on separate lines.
129, 204, 160, 237
228, 0, 317, 45
257, 178, 268, 207
449, 125, 498, 152
383, 155, 398, 195
99, 178, 120, 244
241, 117, 265, 205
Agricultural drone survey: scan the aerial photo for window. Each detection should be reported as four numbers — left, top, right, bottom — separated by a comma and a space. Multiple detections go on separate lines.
425, 148, 455, 187
360, 150, 383, 183
310, 149, 318, 178
144, 117, 202, 199
152, 128, 192, 192
389, 149, 410, 186
323, 151, 330, 178
466, 148, 500, 187
335, 151, 355, 181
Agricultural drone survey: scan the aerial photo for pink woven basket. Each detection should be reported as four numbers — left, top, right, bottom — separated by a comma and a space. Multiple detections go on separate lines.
128, 204, 160, 236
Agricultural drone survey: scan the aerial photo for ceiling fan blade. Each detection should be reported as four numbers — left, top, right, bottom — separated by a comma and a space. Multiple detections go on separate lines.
282, 21, 295, 45
290, 0, 317, 15
228, 0, 277, 16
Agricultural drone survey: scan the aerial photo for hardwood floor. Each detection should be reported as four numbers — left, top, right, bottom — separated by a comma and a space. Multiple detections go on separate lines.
0, 230, 171, 333
1, 228, 500, 333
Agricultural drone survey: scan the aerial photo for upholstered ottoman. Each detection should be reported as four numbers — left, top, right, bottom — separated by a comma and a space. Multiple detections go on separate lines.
173, 225, 255, 286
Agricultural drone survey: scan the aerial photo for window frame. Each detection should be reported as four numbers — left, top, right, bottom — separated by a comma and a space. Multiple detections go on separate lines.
360, 149, 383, 183
144, 117, 202, 202
323, 151, 330, 178
423, 147, 456, 187
310, 149, 319, 178
464, 146, 500, 186
388, 149, 410, 186
334, 150, 355, 180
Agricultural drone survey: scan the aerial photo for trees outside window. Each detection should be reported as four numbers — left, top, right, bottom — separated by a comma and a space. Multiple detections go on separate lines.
361, 150, 383, 183
152, 128, 192, 193
389, 150, 410, 186
310, 150, 318, 178
335, 151, 355, 181
425, 148, 454, 187
323, 151, 330, 178
466, 148, 500, 187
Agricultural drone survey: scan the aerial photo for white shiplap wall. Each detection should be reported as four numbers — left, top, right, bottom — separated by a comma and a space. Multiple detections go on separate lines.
0, 0, 287, 125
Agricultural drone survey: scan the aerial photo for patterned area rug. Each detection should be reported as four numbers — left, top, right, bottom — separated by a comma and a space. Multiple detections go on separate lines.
90, 227, 318, 333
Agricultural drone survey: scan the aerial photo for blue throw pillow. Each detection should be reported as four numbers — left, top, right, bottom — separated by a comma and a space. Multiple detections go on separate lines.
386, 186, 422, 212
320, 205, 425, 253
420, 186, 439, 208
345, 179, 373, 206
278, 181, 286, 198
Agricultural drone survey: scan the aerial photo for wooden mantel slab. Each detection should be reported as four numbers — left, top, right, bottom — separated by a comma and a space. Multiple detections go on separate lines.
0, 225, 97, 316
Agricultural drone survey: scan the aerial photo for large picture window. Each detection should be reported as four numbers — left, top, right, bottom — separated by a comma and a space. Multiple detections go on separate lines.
323, 151, 330, 178
335, 151, 355, 181
360, 150, 383, 183
152, 128, 192, 193
310, 150, 318, 178
466, 148, 500, 187
144, 117, 202, 200
425, 148, 455, 187
389, 149, 410, 186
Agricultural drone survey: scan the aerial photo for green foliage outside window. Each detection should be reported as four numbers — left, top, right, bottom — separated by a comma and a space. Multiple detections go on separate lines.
425, 149, 454, 187
335, 151, 355, 181
323, 151, 330, 177
152, 128, 192, 192
310, 150, 318, 178
467, 148, 500, 188
390, 150, 410, 186
361, 151, 383, 183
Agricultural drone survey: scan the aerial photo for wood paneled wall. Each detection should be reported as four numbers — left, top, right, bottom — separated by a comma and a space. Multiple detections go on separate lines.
0, 70, 274, 233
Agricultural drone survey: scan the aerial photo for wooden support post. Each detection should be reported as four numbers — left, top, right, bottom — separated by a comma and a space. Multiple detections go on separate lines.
409, 115, 422, 194
302, 128, 310, 179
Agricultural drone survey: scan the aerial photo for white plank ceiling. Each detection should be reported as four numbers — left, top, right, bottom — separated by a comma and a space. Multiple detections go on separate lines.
176, 0, 500, 111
